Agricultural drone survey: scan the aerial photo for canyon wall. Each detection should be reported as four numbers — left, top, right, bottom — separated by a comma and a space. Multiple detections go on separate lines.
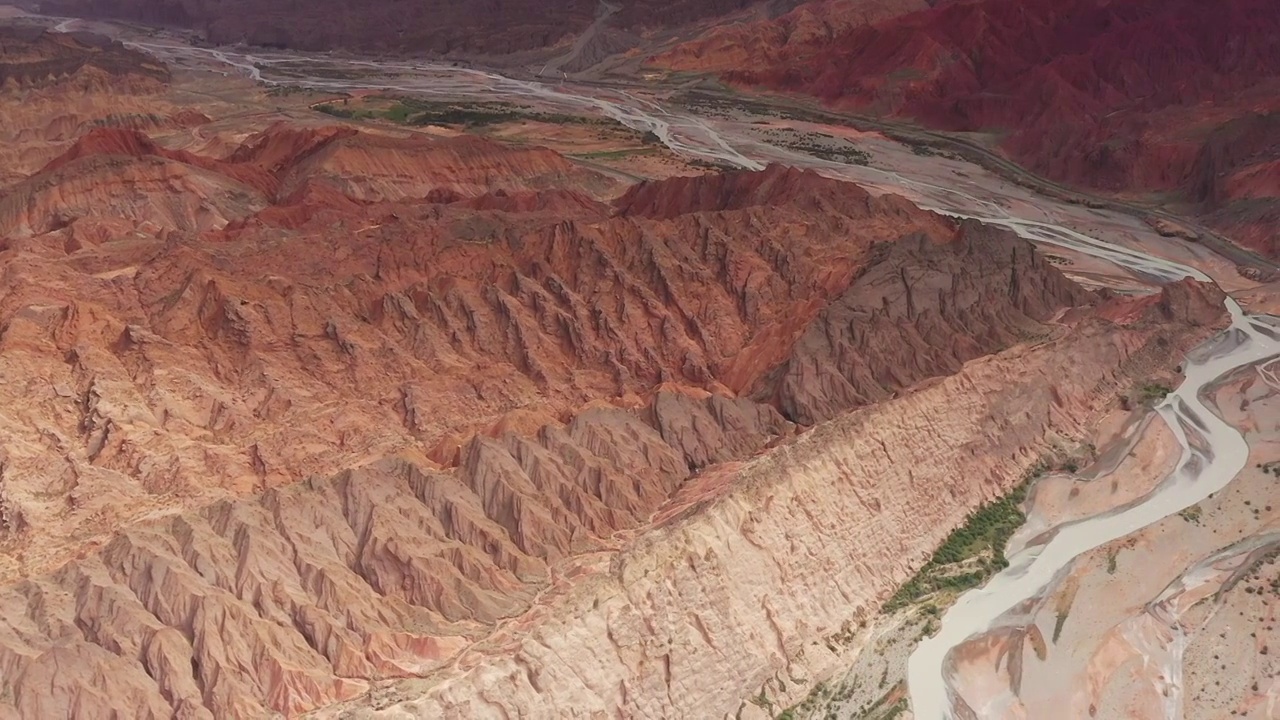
0, 122, 1129, 717
344, 282, 1226, 719
0, 277, 1220, 720
0, 17, 1255, 719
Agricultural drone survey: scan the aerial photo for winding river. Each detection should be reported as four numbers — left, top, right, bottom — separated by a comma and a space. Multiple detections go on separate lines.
903, 228, 1280, 719
41, 21, 1280, 717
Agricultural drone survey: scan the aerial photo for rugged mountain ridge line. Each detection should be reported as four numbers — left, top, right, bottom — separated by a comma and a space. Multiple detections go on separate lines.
0, 26, 166, 88
40, 0, 759, 55
0, 152, 1089, 581
0, 125, 596, 238
0, 124, 1107, 716
336, 281, 1228, 719
0, 276, 1219, 718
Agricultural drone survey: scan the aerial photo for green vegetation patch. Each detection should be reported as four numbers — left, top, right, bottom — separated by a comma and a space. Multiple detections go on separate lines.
1118, 380, 1175, 411
880, 698, 910, 720
313, 103, 379, 120
776, 681, 828, 720
689, 157, 738, 171
1178, 504, 1203, 524
783, 139, 871, 166
883, 458, 1054, 612
571, 147, 662, 161
315, 97, 621, 130
265, 84, 312, 97
776, 677, 908, 720
1138, 382, 1173, 404
758, 128, 873, 166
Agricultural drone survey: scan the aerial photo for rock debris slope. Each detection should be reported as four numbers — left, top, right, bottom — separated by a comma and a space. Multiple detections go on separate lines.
0, 120, 1217, 718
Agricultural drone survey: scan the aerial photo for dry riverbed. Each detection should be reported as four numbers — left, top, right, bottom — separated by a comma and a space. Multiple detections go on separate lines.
949, 358, 1280, 719
764, 351, 1278, 720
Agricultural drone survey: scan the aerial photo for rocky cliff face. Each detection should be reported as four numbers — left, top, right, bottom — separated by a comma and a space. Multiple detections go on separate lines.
0, 395, 789, 718
708, 0, 1280, 181
334, 282, 1225, 719
0, 35, 200, 188
747, 221, 1093, 424
0, 121, 1131, 717
1189, 112, 1280, 259
653, 0, 927, 73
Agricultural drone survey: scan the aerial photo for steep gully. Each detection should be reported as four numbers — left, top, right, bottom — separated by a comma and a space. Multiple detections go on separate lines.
55, 22, 1280, 718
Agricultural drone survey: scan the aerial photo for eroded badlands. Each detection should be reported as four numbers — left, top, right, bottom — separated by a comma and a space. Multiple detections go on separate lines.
0, 17, 1275, 720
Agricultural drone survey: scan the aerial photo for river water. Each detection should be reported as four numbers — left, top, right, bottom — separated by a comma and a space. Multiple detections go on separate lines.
46, 22, 1280, 717
903, 231, 1280, 719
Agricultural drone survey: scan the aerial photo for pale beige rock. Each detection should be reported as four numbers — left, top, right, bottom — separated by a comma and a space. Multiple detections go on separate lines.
332, 301, 1220, 719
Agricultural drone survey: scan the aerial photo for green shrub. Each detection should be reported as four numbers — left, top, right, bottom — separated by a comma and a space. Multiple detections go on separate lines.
883, 459, 1048, 611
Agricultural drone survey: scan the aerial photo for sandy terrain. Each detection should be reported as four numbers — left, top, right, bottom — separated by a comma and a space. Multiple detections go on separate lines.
1011, 408, 1179, 553
1182, 543, 1280, 719
945, 357, 1280, 719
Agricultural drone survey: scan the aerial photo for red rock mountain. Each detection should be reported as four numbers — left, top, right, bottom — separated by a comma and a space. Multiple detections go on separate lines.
661, 0, 1280, 258
653, 0, 928, 73
0, 25, 167, 88
0, 122, 1146, 716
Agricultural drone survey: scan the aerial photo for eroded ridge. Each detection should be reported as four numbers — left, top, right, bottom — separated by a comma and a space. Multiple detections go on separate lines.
0, 119, 1120, 717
